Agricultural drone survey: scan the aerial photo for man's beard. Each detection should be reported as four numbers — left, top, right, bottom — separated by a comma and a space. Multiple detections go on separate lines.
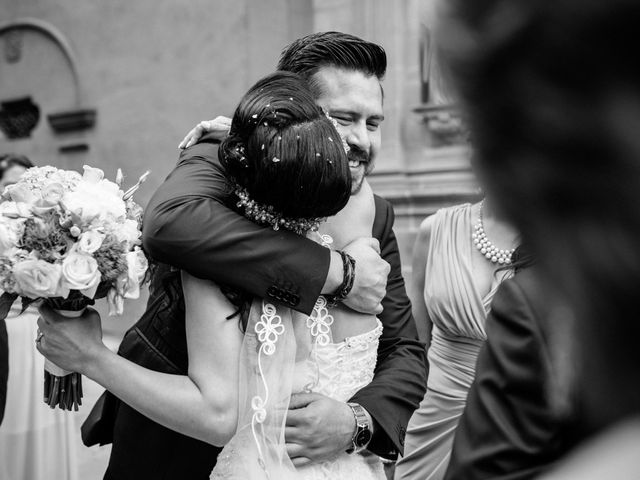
348, 146, 373, 194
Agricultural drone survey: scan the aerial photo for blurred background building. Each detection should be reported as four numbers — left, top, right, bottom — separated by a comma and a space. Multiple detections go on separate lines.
0, 0, 478, 287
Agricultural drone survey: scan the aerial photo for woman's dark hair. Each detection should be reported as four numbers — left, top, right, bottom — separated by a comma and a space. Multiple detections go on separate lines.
219, 71, 351, 220
215, 71, 352, 328
441, 0, 640, 428
277, 32, 386, 98
0, 153, 33, 180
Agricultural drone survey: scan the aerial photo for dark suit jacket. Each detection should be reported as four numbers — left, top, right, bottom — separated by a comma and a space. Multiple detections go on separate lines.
0, 317, 7, 425
444, 269, 587, 480
98, 134, 427, 479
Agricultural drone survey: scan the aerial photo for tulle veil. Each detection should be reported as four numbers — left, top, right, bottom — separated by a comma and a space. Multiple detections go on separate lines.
211, 298, 315, 479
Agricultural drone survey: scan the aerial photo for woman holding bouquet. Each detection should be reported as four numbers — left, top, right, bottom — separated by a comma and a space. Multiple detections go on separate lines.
0, 154, 79, 480
37, 71, 387, 479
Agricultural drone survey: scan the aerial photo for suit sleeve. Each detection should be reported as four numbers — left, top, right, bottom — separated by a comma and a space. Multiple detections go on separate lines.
444, 279, 561, 480
142, 141, 330, 315
349, 200, 428, 459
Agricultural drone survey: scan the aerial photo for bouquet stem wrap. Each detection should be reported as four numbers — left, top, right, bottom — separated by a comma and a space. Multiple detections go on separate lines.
42, 304, 87, 411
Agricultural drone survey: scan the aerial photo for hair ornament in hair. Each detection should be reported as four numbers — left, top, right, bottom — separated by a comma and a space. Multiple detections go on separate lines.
234, 143, 248, 167
234, 185, 323, 235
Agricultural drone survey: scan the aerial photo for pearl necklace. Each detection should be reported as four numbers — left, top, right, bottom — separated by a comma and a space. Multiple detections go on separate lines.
472, 202, 515, 265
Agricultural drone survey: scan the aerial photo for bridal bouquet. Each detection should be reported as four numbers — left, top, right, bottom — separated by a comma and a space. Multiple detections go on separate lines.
0, 165, 149, 410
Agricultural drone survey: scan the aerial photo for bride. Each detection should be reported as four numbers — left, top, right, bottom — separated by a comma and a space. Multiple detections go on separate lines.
37, 71, 385, 479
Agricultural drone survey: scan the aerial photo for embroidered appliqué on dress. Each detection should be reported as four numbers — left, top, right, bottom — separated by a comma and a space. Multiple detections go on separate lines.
250, 301, 285, 478
255, 302, 284, 355
307, 296, 334, 346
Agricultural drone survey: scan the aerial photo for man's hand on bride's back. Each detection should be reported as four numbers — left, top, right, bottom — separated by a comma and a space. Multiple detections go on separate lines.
285, 392, 355, 466
178, 116, 231, 149
342, 237, 389, 315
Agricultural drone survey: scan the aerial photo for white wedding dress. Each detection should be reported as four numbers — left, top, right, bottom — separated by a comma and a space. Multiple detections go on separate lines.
210, 297, 386, 480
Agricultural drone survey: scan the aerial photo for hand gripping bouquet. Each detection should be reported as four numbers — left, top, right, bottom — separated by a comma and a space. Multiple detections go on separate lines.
0, 165, 149, 410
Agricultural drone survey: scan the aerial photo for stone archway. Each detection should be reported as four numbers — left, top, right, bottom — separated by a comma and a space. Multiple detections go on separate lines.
0, 18, 94, 161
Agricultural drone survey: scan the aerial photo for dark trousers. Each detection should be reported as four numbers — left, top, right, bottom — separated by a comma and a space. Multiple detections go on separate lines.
102, 326, 221, 480
0, 318, 7, 425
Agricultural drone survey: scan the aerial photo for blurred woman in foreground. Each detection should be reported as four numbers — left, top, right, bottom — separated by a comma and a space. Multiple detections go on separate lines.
440, 0, 640, 477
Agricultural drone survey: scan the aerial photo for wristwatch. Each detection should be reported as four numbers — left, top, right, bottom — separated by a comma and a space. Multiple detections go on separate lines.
346, 402, 373, 454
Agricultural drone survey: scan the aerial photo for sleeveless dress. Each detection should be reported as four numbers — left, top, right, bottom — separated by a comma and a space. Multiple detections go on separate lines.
211, 296, 386, 480
395, 204, 512, 480
0, 304, 79, 480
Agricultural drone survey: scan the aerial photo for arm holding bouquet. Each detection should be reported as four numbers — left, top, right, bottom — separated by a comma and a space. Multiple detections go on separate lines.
36, 273, 244, 446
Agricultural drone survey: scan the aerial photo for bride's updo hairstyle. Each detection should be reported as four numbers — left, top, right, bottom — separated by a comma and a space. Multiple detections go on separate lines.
220, 71, 351, 222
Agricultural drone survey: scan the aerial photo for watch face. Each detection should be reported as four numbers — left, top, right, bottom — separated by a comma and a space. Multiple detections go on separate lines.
356, 428, 372, 447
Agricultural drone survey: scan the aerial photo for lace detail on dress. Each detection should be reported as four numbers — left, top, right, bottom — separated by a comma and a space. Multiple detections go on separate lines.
307, 296, 334, 346
211, 228, 386, 480
341, 322, 384, 350
212, 311, 385, 480
251, 301, 286, 476
255, 302, 284, 355
308, 320, 383, 401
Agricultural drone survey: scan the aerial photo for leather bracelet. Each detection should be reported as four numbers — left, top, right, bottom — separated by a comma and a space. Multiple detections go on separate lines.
325, 251, 356, 307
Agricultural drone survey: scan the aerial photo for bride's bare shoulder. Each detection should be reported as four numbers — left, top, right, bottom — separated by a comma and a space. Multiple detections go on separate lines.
180, 271, 234, 313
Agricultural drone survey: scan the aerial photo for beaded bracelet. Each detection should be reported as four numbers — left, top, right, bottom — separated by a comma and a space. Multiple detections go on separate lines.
326, 250, 356, 307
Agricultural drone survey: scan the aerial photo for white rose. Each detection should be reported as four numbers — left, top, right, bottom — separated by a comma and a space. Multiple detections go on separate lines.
97, 178, 121, 197
13, 259, 69, 299
0, 219, 24, 256
5, 184, 36, 204
112, 219, 141, 248
77, 230, 105, 254
62, 181, 127, 225
41, 182, 65, 204
31, 182, 66, 215
122, 248, 148, 299
0, 201, 31, 219
61, 252, 101, 298
82, 165, 105, 183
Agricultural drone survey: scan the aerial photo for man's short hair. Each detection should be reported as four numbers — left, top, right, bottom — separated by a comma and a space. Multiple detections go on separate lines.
277, 31, 386, 82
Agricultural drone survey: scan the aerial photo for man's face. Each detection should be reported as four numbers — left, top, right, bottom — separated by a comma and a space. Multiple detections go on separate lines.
312, 66, 384, 194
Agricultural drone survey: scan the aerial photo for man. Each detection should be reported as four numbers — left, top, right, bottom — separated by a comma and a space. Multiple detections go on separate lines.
94, 32, 427, 479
